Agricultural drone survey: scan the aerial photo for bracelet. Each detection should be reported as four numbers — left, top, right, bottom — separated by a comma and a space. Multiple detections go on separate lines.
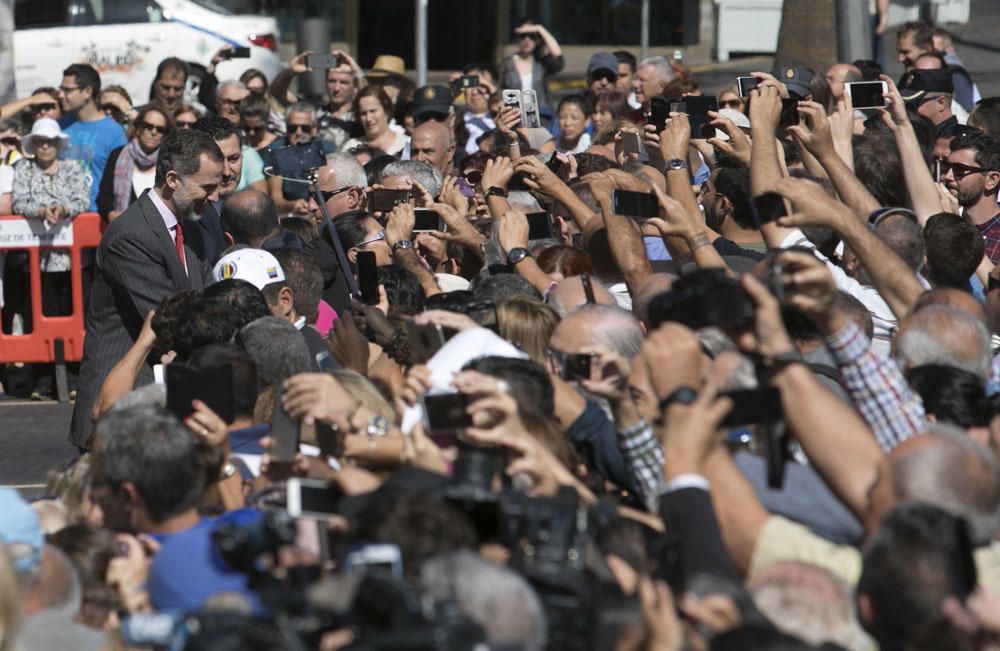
689, 232, 711, 251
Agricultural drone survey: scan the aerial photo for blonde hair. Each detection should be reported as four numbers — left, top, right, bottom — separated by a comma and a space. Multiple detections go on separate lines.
496, 296, 560, 365
332, 369, 395, 422
0, 545, 22, 651
45, 455, 92, 524
592, 117, 640, 146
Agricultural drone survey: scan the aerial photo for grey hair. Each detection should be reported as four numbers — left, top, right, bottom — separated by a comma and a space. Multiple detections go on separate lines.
109, 383, 166, 412
285, 101, 316, 122
237, 316, 313, 388
324, 152, 367, 191
546, 275, 615, 317
218, 79, 246, 95
508, 190, 542, 213
895, 305, 991, 379
562, 304, 644, 359
420, 550, 547, 651
638, 56, 676, 84
748, 562, 871, 651
891, 423, 1000, 545
380, 159, 443, 198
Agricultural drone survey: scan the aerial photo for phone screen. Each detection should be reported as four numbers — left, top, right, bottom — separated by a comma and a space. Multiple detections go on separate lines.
737, 76, 759, 98
406, 322, 448, 362
560, 353, 593, 382
650, 97, 669, 133
422, 393, 472, 433
779, 98, 801, 127
621, 131, 641, 154
268, 142, 326, 176
289, 479, 342, 517
412, 209, 442, 232
166, 362, 235, 424
750, 193, 787, 226
720, 387, 783, 427
612, 189, 659, 219
306, 53, 340, 69
356, 250, 378, 304
459, 74, 480, 89
270, 385, 300, 463
846, 81, 888, 109
371, 189, 410, 213
547, 154, 566, 176
229, 46, 251, 58
526, 212, 554, 240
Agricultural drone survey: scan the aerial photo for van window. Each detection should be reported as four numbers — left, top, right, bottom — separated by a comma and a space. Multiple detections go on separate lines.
15, 0, 68, 29
90, 0, 164, 24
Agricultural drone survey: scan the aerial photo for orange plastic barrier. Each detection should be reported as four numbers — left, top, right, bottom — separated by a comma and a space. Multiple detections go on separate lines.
0, 213, 103, 376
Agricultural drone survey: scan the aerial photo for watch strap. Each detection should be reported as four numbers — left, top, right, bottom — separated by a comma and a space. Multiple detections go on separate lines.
657, 385, 698, 413
484, 186, 509, 198
391, 239, 413, 253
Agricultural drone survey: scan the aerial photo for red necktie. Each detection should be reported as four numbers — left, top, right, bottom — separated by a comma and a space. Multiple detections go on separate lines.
174, 224, 187, 274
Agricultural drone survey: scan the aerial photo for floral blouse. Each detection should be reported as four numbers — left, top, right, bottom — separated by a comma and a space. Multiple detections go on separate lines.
11, 158, 90, 272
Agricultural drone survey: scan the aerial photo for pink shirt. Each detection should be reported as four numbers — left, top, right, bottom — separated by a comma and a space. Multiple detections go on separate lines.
314, 299, 337, 337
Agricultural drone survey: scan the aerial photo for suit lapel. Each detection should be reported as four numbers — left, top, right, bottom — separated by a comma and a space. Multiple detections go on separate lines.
138, 192, 189, 287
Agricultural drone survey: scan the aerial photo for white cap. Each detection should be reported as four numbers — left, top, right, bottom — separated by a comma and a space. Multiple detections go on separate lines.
21, 118, 70, 156
710, 107, 751, 141
212, 248, 285, 290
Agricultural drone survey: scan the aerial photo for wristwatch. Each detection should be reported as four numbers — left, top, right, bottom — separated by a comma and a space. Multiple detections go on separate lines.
220, 460, 237, 479
484, 186, 509, 198
506, 247, 530, 265
391, 238, 413, 253
665, 158, 688, 171
658, 385, 698, 413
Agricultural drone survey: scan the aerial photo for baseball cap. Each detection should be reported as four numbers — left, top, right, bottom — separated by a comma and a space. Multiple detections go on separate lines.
587, 52, 619, 78
897, 68, 954, 101
411, 84, 454, 118
773, 65, 816, 100
0, 488, 43, 572
212, 248, 286, 290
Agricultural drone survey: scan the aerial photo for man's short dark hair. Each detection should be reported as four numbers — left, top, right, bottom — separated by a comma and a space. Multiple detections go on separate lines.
193, 115, 241, 144
272, 248, 322, 324
873, 213, 925, 272
970, 97, 1000, 138
92, 404, 205, 524
220, 190, 279, 246
713, 166, 755, 230
471, 273, 542, 303
155, 57, 189, 81
950, 131, 1000, 171
202, 279, 270, 329
905, 364, 990, 428
171, 294, 250, 361
461, 61, 498, 83
377, 264, 425, 313
923, 212, 984, 288
462, 356, 555, 419
897, 20, 934, 50
236, 317, 313, 388
188, 344, 259, 422
62, 63, 101, 98
613, 50, 637, 73
332, 210, 372, 251
854, 136, 907, 207
154, 129, 223, 187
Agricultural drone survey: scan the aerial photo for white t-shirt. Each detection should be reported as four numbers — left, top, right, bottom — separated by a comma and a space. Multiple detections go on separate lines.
0, 164, 14, 194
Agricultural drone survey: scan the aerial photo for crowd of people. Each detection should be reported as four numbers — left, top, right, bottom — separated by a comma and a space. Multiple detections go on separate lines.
1, 14, 1000, 651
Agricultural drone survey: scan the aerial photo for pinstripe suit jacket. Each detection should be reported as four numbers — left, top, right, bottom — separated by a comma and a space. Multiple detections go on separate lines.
69, 190, 205, 447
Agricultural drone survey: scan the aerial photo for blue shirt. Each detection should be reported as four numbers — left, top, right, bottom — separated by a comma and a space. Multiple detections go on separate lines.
60, 114, 127, 211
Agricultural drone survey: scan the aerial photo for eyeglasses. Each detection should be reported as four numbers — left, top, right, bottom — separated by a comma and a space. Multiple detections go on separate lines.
33, 103, 58, 112
175, 119, 197, 129
591, 71, 617, 84
321, 186, 354, 202
942, 161, 992, 180
720, 99, 743, 110
138, 122, 169, 135
242, 124, 264, 134
356, 230, 387, 247
288, 123, 313, 133
463, 170, 483, 185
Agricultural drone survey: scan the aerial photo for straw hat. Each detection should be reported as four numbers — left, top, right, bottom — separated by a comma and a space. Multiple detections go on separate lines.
21, 118, 70, 156
368, 55, 408, 82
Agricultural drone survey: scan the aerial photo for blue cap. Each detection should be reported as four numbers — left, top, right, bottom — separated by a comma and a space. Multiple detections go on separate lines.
587, 52, 619, 77
0, 488, 43, 572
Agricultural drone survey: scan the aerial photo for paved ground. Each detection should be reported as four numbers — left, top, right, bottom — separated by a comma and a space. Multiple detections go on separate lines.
2, 0, 999, 497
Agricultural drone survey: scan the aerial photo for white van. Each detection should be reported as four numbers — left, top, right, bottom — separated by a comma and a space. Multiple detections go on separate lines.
13, 0, 285, 104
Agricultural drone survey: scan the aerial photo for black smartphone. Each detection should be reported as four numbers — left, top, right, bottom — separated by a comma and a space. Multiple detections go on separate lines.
314, 422, 344, 458
356, 250, 379, 305
422, 393, 473, 433
306, 53, 340, 69
650, 97, 669, 133
370, 188, 410, 213
406, 321, 449, 362
779, 98, 801, 127
166, 362, 235, 424
736, 76, 759, 98
458, 74, 480, 89
719, 387, 783, 428
612, 189, 659, 219
526, 211, 555, 240
229, 46, 251, 59
268, 141, 326, 176
560, 353, 593, 382
269, 385, 300, 464
845, 81, 888, 110
750, 192, 787, 226
621, 130, 641, 154
413, 208, 443, 232
546, 153, 566, 176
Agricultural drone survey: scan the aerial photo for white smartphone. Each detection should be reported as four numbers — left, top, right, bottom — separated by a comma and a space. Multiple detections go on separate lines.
344, 543, 403, 577
845, 81, 888, 109
286, 478, 341, 520
521, 89, 542, 128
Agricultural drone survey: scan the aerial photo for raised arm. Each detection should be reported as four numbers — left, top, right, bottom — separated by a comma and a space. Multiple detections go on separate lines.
747, 85, 799, 247
586, 170, 653, 295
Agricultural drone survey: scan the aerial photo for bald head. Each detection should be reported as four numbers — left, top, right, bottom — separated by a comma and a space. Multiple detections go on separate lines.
632, 273, 676, 328
912, 287, 988, 324
411, 120, 455, 174
220, 189, 279, 247
550, 304, 644, 359
546, 275, 616, 317
825, 63, 862, 100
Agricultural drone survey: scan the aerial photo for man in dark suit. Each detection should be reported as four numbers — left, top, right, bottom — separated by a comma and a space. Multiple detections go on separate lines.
70, 130, 224, 448
183, 116, 245, 266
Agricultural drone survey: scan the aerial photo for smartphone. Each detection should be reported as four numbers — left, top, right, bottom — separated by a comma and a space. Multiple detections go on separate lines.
344, 543, 403, 577
546, 153, 566, 177
521, 90, 542, 129
737, 76, 759, 98
458, 74, 480, 89
750, 192, 787, 226
502, 89, 522, 112
719, 387, 783, 427
356, 250, 379, 305
621, 130, 641, 154
779, 98, 801, 127
228, 46, 251, 59
671, 96, 719, 117
560, 353, 593, 382
269, 385, 300, 464
286, 478, 342, 519
370, 188, 410, 213
934, 158, 942, 183
166, 362, 235, 424
315, 351, 334, 372
306, 53, 341, 69
406, 321, 449, 362
268, 141, 326, 176
612, 189, 659, 219
413, 208, 443, 233
422, 392, 473, 433
649, 97, 669, 133
526, 211, 554, 240
845, 81, 888, 110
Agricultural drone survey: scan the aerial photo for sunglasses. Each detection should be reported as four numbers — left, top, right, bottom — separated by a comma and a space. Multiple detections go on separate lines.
321, 186, 354, 202
138, 122, 169, 135
356, 230, 387, 247
941, 161, 992, 180
591, 71, 617, 84
720, 99, 743, 110
242, 124, 264, 134
34, 103, 58, 112
463, 170, 483, 185
175, 120, 197, 129
288, 123, 313, 133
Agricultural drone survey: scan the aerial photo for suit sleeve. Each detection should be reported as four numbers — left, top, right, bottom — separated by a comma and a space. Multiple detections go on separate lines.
96, 146, 123, 221
659, 487, 741, 584
100, 228, 179, 324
